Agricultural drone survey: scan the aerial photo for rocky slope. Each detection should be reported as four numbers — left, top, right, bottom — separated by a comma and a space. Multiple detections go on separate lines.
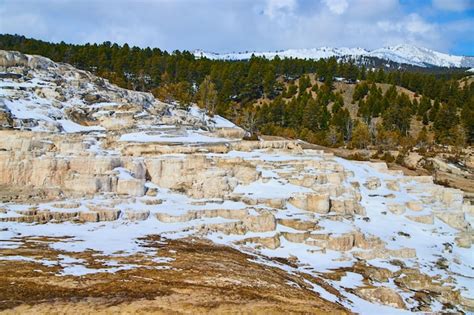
0, 50, 473, 313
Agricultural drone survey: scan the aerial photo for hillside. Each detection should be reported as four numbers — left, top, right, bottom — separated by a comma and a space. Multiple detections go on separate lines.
0, 51, 473, 313
1, 35, 472, 153
254, 73, 472, 149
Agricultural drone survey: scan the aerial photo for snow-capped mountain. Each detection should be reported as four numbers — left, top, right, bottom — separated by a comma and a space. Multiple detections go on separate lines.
194, 44, 474, 68
194, 47, 369, 62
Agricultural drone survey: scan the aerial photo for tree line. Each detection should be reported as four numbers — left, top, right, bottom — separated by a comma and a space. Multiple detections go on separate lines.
257, 77, 472, 148
1, 34, 472, 146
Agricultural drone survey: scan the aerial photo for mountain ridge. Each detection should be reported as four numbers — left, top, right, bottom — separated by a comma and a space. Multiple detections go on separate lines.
194, 44, 474, 68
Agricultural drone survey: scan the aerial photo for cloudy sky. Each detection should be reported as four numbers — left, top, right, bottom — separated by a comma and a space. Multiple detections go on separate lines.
0, 0, 473, 55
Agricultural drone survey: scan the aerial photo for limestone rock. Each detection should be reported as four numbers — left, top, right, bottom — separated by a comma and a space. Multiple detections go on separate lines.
330, 198, 365, 216
239, 234, 281, 249
278, 219, 317, 231
404, 152, 423, 169
289, 193, 330, 213
364, 177, 381, 190
386, 180, 400, 191
124, 210, 150, 221
406, 213, 434, 225
282, 232, 310, 243
406, 201, 423, 211
243, 212, 276, 232
388, 204, 406, 215
434, 211, 468, 230
97, 209, 121, 221
356, 287, 406, 309
79, 211, 99, 222
327, 233, 355, 251
455, 232, 472, 248
117, 178, 145, 196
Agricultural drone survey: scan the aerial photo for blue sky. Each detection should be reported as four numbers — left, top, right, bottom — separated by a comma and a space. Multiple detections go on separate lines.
0, 0, 473, 55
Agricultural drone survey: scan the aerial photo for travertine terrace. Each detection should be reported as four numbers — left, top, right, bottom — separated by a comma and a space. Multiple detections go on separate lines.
0, 50, 473, 313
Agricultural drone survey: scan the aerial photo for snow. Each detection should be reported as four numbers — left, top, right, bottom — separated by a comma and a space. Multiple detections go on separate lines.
59, 263, 143, 276
119, 130, 233, 143
211, 115, 236, 128
58, 119, 105, 133
0, 255, 56, 267
234, 178, 312, 199
369, 44, 464, 68
113, 167, 134, 180
194, 44, 473, 68
1, 79, 105, 133
194, 47, 369, 61
4, 98, 58, 122
338, 272, 364, 288
188, 106, 238, 128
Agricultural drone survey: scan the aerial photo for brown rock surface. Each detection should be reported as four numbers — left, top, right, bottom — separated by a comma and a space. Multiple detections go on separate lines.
0, 236, 348, 314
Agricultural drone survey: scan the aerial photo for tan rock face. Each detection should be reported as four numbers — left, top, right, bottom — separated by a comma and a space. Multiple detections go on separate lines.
364, 177, 381, 190
97, 209, 121, 221
406, 213, 434, 225
435, 211, 468, 230
0, 50, 29, 68
278, 219, 317, 231
243, 212, 276, 232
307, 194, 331, 213
330, 198, 365, 216
388, 204, 406, 215
79, 211, 99, 222
117, 178, 145, 196
327, 233, 355, 251
289, 193, 330, 213
455, 232, 472, 248
406, 201, 423, 211
386, 180, 400, 191
238, 234, 281, 249
356, 287, 406, 309
404, 152, 423, 169
0, 106, 12, 128
124, 209, 150, 221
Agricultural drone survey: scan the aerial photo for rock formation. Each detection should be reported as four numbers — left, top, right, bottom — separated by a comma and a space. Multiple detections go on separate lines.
0, 50, 472, 313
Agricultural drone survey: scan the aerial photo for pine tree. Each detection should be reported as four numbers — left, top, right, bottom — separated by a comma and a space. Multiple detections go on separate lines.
450, 125, 466, 148
416, 126, 429, 147
197, 75, 218, 117
351, 121, 371, 149
433, 100, 459, 143
263, 66, 276, 98
326, 126, 341, 147
298, 75, 311, 94
461, 100, 474, 143
429, 99, 440, 122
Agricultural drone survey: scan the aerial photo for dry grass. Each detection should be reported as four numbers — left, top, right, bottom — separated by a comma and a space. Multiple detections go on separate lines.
0, 236, 349, 314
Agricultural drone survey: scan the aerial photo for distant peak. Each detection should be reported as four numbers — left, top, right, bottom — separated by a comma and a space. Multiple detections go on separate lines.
194, 44, 472, 68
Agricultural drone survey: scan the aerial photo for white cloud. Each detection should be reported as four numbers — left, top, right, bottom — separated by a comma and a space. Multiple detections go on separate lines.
263, 0, 297, 18
378, 13, 436, 35
0, 0, 471, 55
322, 0, 349, 15
432, 0, 473, 12
0, 10, 48, 39
405, 14, 435, 34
